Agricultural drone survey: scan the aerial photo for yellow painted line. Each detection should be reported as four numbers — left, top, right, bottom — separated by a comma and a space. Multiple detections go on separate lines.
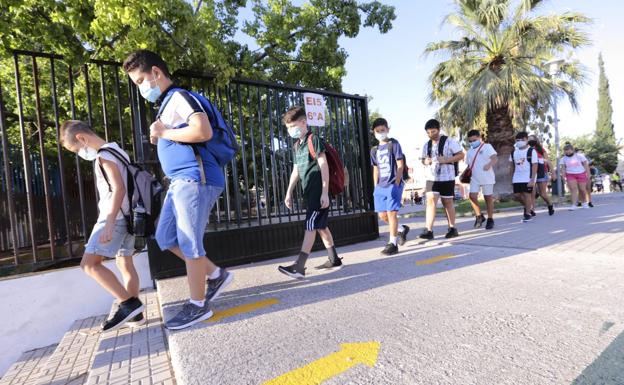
262, 341, 380, 385
416, 254, 456, 266
205, 298, 280, 323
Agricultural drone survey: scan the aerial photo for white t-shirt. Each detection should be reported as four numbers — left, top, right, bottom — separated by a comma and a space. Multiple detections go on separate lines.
559, 153, 587, 174
465, 143, 497, 185
510, 147, 538, 183
420, 136, 463, 182
158, 91, 204, 129
95, 143, 131, 221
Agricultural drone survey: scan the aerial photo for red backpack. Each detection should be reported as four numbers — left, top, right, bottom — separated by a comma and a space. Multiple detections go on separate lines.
307, 134, 345, 197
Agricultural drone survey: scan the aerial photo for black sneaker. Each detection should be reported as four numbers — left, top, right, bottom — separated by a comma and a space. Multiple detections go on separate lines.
474, 214, 485, 228
485, 218, 494, 229
445, 227, 459, 238
126, 313, 146, 328
278, 264, 305, 279
530, 210, 536, 217
522, 214, 532, 222
588, 202, 594, 208
205, 269, 234, 302
315, 257, 343, 270
397, 225, 410, 246
548, 205, 555, 216
419, 229, 434, 240
381, 243, 398, 255
577, 202, 582, 207
102, 297, 144, 332
165, 302, 213, 330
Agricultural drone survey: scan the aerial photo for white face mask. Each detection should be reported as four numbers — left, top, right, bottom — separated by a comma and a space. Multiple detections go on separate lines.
374, 132, 388, 141
515, 140, 527, 149
78, 146, 98, 161
288, 125, 305, 139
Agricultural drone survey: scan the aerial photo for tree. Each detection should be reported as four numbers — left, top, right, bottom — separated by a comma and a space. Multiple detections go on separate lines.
593, 53, 619, 173
425, 0, 591, 195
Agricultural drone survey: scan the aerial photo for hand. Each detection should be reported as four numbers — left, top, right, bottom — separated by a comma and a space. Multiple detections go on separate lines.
98, 221, 115, 244
150, 119, 167, 139
320, 193, 330, 209
483, 162, 492, 171
528, 180, 536, 188
424, 157, 433, 166
150, 136, 159, 145
284, 194, 293, 210
437, 156, 448, 164
395, 179, 402, 187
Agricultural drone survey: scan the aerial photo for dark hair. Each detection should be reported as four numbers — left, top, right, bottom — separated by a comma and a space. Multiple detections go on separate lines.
60, 120, 95, 146
282, 106, 306, 124
122, 50, 171, 78
372, 118, 388, 130
424, 119, 440, 130
466, 129, 481, 138
515, 131, 528, 140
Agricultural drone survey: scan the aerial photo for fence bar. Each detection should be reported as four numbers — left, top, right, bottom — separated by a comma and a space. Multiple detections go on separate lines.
247, 86, 261, 226
235, 84, 252, 226
98, 65, 110, 141
113, 69, 125, 150
225, 85, 243, 226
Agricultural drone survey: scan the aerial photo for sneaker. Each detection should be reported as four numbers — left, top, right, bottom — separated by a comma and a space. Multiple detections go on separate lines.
522, 214, 532, 222
102, 297, 144, 332
582, 203, 589, 209
474, 214, 485, 228
381, 243, 398, 256
205, 269, 234, 302
126, 313, 146, 328
419, 229, 434, 240
588, 202, 594, 208
165, 302, 213, 330
577, 202, 582, 207
445, 227, 459, 238
397, 225, 410, 246
548, 205, 555, 216
530, 210, 536, 217
568, 205, 578, 211
278, 264, 305, 279
485, 218, 494, 230
315, 257, 343, 270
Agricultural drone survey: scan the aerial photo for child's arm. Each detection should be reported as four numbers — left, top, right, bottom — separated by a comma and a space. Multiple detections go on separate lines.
510, 156, 515, 178
317, 152, 330, 209
151, 113, 213, 143
372, 165, 379, 186
395, 159, 405, 186
99, 158, 126, 243
529, 162, 538, 187
284, 167, 300, 210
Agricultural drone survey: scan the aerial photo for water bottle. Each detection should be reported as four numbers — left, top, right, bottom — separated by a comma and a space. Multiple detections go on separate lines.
133, 204, 147, 237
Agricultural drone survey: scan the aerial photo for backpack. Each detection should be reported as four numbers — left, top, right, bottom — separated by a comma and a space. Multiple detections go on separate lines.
97, 147, 163, 237
371, 138, 410, 182
157, 87, 239, 168
306, 134, 345, 197
427, 135, 459, 176
511, 147, 536, 178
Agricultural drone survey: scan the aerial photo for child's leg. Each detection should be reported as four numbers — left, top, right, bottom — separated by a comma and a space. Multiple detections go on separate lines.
81, 253, 131, 301
301, 230, 317, 254
522, 192, 532, 212
441, 197, 456, 227
425, 193, 439, 231
388, 210, 399, 237
318, 228, 334, 248
185, 257, 210, 302
469, 192, 481, 216
116, 256, 140, 298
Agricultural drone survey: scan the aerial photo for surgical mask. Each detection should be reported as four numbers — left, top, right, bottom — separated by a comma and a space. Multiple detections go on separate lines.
78, 146, 98, 161
138, 76, 161, 103
288, 125, 304, 139
375, 132, 388, 141
515, 140, 527, 149
470, 140, 481, 149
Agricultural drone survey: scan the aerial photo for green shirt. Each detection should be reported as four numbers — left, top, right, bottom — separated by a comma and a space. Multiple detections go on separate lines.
294, 132, 326, 210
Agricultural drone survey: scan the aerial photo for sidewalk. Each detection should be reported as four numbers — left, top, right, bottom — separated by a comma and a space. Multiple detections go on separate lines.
157, 193, 624, 385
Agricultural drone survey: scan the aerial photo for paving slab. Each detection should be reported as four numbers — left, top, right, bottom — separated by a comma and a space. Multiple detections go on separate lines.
0, 345, 57, 385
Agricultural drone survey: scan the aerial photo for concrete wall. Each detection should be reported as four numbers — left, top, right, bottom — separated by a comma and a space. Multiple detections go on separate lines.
0, 252, 153, 376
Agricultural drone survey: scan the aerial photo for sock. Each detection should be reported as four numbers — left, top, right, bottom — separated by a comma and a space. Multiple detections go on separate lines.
327, 246, 339, 264
397, 225, 405, 234
389, 236, 398, 246
190, 299, 205, 308
208, 267, 221, 280
295, 252, 309, 270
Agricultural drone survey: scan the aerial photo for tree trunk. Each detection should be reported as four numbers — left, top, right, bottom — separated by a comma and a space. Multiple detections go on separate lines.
487, 105, 515, 198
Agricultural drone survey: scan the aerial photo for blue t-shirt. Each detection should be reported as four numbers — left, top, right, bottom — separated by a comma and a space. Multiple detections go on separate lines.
155, 87, 225, 187
371, 139, 405, 187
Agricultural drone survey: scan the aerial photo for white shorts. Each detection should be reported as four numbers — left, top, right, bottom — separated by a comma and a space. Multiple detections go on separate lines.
469, 180, 494, 196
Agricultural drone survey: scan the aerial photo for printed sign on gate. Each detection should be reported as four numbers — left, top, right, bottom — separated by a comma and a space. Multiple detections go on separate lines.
303, 93, 326, 126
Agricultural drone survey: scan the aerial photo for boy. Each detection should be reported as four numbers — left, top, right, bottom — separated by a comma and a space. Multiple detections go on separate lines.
279, 106, 342, 278
510, 132, 538, 222
419, 119, 464, 240
60, 120, 144, 332
123, 50, 233, 330
465, 129, 498, 229
370, 118, 410, 255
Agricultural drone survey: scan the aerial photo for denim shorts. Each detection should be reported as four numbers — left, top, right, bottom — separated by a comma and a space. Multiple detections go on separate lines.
155, 179, 223, 259
374, 184, 404, 213
85, 219, 135, 258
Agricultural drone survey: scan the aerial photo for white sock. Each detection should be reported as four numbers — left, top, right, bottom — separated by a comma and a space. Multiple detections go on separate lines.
208, 267, 221, 280
389, 236, 398, 246
190, 299, 205, 308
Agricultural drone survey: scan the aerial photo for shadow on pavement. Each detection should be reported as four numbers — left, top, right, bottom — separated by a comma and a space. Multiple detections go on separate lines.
572, 328, 624, 385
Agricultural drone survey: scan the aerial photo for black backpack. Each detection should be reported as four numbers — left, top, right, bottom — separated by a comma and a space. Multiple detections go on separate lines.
371, 138, 410, 182
97, 147, 163, 237
427, 135, 459, 176
511, 147, 538, 178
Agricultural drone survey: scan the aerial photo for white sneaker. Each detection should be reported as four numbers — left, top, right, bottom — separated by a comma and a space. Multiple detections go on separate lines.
582, 203, 589, 209
568, 205, 578, 211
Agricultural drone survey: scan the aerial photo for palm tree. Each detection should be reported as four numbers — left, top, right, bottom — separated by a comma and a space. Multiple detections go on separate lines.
425, 0, 590, 195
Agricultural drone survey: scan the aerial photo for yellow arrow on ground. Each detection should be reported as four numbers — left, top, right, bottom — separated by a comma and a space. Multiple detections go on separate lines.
205, 298, 280, 323
262, 341, 380, 385
416, 254, 456, 266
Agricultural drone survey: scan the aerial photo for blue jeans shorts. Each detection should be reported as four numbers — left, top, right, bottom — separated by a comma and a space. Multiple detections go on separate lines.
155, 179, 223, 259
85, 218, 135, 258
374, 184, 404, 213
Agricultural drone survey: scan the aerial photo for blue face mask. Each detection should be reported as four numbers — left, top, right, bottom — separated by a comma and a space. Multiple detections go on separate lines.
288, 125, 305, 139
138, 76, 161, 103
470, 140, 481, 149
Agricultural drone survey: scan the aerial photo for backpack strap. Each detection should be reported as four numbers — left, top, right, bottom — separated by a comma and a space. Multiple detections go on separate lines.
307, 134, 317, 160
96, 147, 134, 216
469, 143, 485, 171
438, 135, 448, 157
427, 139, 433, 158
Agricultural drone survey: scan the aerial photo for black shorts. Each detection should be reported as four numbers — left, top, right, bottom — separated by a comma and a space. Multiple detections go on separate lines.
513, 183, 533, 194
305, 208, 329, 231
425, 180, 455, 198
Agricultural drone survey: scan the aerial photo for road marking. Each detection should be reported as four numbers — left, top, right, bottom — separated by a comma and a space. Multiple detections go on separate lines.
206, 298, 280, 323
416, 254, 456, 266
262, 341, 380, 385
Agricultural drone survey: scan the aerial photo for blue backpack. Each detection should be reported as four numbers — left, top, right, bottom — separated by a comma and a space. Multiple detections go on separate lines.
157, 87, 238, 167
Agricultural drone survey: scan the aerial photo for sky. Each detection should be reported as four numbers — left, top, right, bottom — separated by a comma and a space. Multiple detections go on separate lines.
336, 0, 624, 159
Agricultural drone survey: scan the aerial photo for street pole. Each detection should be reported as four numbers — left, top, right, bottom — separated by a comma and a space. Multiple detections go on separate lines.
553, 92, 562, 198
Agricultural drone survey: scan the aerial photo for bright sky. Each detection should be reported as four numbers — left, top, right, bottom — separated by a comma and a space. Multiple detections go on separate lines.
339, 0, 624, 156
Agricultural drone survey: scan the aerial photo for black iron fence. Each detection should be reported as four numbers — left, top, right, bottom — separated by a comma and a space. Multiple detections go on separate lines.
0, 49, 374, 277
